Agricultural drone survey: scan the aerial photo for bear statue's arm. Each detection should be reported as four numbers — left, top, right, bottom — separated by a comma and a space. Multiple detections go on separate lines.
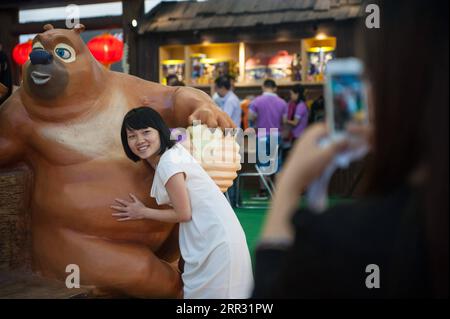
170, 86, 236, 130
0, 94, 26, 167
121, 74, 234, 130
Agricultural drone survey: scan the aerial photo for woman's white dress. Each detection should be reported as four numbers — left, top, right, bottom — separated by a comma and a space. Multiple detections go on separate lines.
150, 144, 254, 299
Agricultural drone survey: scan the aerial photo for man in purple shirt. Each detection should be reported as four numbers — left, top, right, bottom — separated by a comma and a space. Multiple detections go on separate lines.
248, 79, 288, 198
249, 79, 288, 137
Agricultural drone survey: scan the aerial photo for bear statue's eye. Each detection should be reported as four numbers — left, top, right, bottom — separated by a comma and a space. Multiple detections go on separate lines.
53, 43, 76, 63
55, 48, 71, 59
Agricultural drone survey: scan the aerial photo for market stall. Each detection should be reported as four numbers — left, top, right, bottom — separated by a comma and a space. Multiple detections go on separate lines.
138, 0, 361, 100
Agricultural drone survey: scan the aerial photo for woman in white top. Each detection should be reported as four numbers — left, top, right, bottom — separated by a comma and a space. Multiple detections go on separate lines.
111, 106, 253, 299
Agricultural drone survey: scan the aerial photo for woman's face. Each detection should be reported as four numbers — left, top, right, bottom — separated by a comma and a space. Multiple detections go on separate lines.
126, 127, 161, 160
290, 90, 299, 102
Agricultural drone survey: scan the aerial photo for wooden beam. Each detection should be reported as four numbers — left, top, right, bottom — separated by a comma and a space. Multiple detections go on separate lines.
0, 0, 117, 10
122, 0, 144, 76
12, 16, 122, 35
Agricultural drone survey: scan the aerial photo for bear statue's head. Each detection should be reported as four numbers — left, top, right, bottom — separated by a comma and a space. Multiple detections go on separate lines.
23, 24, 106, 102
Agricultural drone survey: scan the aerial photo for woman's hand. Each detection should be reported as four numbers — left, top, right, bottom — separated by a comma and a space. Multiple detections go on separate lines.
280, 123, 349, 192
346, 122, 374, 149
111, 193, 147, 221
261, 123, 349, 242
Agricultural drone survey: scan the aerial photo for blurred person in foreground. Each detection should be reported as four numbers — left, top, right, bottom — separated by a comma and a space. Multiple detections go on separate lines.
253, 0, 448, 298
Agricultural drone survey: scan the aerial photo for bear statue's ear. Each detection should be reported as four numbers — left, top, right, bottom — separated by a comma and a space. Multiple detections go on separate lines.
43, 24, 54, 31
73, 24, 86, 34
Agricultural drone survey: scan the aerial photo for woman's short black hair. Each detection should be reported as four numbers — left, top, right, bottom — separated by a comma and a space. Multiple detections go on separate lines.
120, 106, 175, 162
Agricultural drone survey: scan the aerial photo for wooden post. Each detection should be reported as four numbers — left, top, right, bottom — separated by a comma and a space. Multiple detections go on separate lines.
142, 33, 161, 82
122, 0, 144, 76
0, 8, 19, 86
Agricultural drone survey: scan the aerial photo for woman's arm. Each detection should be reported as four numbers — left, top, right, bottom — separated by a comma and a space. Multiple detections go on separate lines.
285, 117, 300, 127
164, 172, 192, 222
248, 109, 257, 122
255, 123, 372, 297
261, 124, 348, 242
111, 173, 192, 223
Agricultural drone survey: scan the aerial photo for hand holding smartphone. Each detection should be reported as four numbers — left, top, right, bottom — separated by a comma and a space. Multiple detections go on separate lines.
324, 58, 369, 142
307, 58, 370, 212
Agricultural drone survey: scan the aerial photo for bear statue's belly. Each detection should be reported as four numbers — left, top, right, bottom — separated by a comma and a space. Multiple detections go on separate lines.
30, 157, 174, 249
25, 101, 176, 248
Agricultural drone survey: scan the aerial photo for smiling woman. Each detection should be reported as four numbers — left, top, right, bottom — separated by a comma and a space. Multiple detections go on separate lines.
0, 21, 238, 298
127, 128, 160, 157
121, 107, 175, 162
115, 106, 254, 299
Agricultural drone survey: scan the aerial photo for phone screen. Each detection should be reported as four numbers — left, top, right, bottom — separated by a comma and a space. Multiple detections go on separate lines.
329, 73, 367, 132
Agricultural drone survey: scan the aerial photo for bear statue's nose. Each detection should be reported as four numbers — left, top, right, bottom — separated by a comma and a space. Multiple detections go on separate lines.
30, 49, 53, 65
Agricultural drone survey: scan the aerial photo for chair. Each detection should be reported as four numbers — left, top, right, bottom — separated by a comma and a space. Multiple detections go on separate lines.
235, 136, 280, 209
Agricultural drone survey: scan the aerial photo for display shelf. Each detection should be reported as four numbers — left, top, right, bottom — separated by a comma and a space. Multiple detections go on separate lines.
191, 81, 323, 90
187, 42, 240, 86
158, 36, 336, 86
159, 45, 185, 85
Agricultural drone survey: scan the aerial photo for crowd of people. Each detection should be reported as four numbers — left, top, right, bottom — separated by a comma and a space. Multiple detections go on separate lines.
213, 77, 316, 201
166, 74, 315, 158
0, 0, 445, 300
165, 72, 314, 203
163, 0, 448, 299
252, 0, 448, 298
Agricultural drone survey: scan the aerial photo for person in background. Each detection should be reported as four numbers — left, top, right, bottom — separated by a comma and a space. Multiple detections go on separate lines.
248, 79, 288, 199
213, 76, 241, 128
253, 0, 448, 298
212, 74, 235, 105
308, 95, 325, 124
282, 84, 309, 160
240, 95, 255, 130
166, 74, 185, 86
213, 75, 242, 207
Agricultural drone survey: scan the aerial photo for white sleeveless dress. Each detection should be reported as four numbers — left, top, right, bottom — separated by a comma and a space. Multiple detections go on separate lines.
150, 144, 254, 299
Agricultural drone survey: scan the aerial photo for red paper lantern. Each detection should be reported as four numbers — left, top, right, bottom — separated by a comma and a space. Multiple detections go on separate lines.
87, 34, 123, 66
12, 40, 33, 65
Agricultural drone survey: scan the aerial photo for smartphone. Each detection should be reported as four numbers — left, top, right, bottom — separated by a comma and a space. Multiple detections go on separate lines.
324, 58, 368, 140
